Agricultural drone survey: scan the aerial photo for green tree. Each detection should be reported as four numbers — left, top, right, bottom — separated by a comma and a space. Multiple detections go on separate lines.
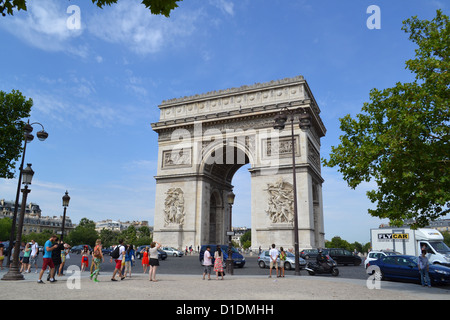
326, 236, 351, 250
0, 89, 33, 179
443, 231, 450, 247
121, 225, 137, 245
98, 228, 119, 248
0, 0, 182, 17
67, 218, 98, 247
0, 217, 12, 240
323, 10, 450, 228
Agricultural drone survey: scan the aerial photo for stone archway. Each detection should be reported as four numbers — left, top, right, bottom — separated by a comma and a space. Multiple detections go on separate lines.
151, 75, 326, 251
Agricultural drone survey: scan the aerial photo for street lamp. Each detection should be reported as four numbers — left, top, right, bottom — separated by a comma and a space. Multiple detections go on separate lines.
2, 164, 34, 281
226, 191, 235, 275
273, 105, 311, 276
5, 121, 48, 265
61, 191, 70, 241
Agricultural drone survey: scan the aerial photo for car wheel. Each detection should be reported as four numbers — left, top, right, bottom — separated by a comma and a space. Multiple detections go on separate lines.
258, 261, 266, 268
284, 262, 291, 270
173, 253, 177, 256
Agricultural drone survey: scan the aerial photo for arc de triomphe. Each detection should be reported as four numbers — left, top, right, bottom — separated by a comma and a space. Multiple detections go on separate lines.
151, 75, 326, 251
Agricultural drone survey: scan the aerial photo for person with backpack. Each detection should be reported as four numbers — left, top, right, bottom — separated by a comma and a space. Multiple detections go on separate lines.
110, 239, 125, 281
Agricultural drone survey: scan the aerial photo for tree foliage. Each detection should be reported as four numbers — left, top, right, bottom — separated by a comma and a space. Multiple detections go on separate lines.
323, 10, 450, 228
0, 0, 182, 17
0, 89, 33, 179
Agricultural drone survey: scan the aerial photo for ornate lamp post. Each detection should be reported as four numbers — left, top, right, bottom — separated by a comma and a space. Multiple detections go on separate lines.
273, 105, 311, 276
5, 121, 48, 265
60, 191, 70, 241
2, 164, 35, 281
226, 191, 235, 275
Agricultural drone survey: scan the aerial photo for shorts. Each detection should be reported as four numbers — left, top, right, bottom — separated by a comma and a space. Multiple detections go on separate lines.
203, 265, 212, 274
270, 260, 278, 269
22, 257, 30, 264
114, 259, 122, 269
149, 258, 159, 267
42, 258, 55, 270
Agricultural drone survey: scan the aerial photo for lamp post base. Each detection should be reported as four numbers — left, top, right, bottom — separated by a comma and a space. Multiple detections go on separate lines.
226, 258, 234, 276
1, 266, 25, 281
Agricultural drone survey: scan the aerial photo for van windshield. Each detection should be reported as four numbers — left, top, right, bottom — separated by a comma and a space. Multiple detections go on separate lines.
428, 241, 450, 254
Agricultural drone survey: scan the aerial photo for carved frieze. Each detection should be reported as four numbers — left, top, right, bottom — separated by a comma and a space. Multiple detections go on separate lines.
164, 188, 186, 227
263, 136, 299, 158
162, 148, 192, 169
307, 140, 321, 173
265, 178, 294, 224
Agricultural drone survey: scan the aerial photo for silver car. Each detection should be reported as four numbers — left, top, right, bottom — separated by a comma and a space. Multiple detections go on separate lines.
257, 250, 306, 270
162, 246, 184, 257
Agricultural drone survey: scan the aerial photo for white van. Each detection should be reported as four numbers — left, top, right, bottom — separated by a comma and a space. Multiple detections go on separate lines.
370, 227, 450, 266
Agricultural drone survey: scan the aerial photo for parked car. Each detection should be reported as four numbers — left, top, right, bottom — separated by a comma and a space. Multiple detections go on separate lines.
257, 250, 306, 270
366, 255, 450, 286
300, 248, 362, 266
326, 248, 362, 266
162, 246, 184, 257
364, 250, 400, 268
135, 245, 167, 260
102, 247, 112, 256
199, 245, 246, 268
300, 249, 319, 260
70, 245, 92, 254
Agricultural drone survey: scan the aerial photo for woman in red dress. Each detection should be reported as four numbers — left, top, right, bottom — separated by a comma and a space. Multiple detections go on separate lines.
141, 246, 149, 273
81, 246, 89, 272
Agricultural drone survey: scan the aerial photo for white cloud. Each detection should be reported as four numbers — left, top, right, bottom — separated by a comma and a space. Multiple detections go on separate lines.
87, 1, 201, 55
210, 0, 235, 16
0, 0, 85, 56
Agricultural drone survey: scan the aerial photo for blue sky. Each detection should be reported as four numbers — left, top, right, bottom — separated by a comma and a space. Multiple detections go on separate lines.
0, 0, 446, 244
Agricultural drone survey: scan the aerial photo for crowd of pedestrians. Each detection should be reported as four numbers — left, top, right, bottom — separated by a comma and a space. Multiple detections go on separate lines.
0, 238, 438, 289
0, 235, 165, 284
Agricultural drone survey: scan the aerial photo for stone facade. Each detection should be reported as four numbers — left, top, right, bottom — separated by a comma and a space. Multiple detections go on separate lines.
151, 76, 326, 251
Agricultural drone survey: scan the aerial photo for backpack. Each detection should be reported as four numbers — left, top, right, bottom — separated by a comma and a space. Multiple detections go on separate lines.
111, 245, 121, 259
93, 246, 101, 258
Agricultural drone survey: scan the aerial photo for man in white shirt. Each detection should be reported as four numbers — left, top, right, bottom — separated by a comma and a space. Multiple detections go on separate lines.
111, 239, 126, 281
202, 246, 213, 280
29, 240, 39, 273
269, 243, 278, 278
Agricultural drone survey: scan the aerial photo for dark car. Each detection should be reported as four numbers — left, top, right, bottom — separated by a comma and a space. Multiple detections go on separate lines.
300, 248, 361, 266
102, 247, 112, 255
199, 244, 246, 268
70, 245, 92, 254
367, 255, 450, 286
325, 248, 362, 266
135, 245, 167, 260
300, 249, 319, 260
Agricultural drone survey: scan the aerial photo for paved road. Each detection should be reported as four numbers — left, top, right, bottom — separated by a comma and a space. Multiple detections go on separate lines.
1, 252, 449, 303
57, 252, 368, 279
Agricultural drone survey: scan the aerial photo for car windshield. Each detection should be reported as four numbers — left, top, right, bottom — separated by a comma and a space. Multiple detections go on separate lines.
408, 256, 419, 264
428, 241, 450, 254
385, 251, 400, 256
220, 245, 238, 253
